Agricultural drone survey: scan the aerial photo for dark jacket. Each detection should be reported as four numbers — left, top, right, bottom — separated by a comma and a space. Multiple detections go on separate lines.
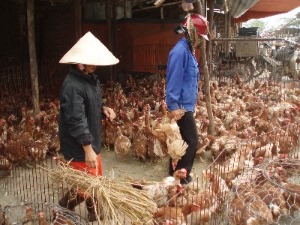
59, 66, 103, 161
166, 38, 200, 112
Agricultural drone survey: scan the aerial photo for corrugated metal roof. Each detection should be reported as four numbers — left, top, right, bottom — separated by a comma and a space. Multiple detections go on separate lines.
234, 0, 300, 22
227, 0, 259, 18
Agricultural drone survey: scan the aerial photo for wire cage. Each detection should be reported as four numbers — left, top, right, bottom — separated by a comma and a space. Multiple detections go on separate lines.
1, 202, 89, 225
263, 158, 300, 224
224, 158, 300, 225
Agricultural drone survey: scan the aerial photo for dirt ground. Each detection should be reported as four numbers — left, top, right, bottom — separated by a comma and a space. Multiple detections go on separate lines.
100, 148, 212, 182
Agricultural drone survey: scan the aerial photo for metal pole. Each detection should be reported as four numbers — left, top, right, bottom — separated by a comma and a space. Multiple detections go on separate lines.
212, 37, 298, 43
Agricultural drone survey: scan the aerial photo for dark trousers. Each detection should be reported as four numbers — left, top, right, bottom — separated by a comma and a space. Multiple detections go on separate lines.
169, 111, 198, 177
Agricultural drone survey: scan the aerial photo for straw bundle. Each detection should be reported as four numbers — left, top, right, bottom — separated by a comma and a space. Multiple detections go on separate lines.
43, 163, 157, 225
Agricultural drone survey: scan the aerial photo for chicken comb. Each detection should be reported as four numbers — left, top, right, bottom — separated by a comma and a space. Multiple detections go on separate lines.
180, 168, 187, 173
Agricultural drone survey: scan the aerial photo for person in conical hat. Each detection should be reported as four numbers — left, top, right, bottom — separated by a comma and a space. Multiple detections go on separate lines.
58, 31, 118, 222
166, 13, 209, 185
59, 31, 119, 66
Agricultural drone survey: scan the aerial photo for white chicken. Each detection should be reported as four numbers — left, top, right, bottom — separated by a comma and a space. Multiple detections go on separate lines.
154, 121, 188, 170
142, 169, 187, 207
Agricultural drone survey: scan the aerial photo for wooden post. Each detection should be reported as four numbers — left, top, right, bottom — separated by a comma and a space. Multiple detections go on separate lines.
124, 0, 133, 18
124, 0, 127, 18
225, 12, 231, 53
74, 0, 82, 39
227, 13, 231, 38
106, 0, 113, 50
27, 0, 40, 116
160, 7, 164, 19
105, 0, 114, 80
197, 0, 215, 135
207, 0, 214, 73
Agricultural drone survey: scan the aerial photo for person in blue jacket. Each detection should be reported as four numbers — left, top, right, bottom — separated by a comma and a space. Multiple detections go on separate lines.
166, 13, 209, 184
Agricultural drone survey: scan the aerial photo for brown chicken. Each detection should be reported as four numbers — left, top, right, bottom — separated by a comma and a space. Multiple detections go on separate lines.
45, 113, 60, 155
28, 139, 48, 161
210, 135, 241, 161
202, 170, 230, 203
38, 211, 50, 225
51, 210, 76, 225
114, 125, 132, 160
18, 107, 32, 132
167, 169, 187, 207
253, 182, 287, 219
49, 101, 59, 116
195, 136, 210, 161
104, 119, 118, 150
228, 183, 273, 225
0, 154, 11, 170
0, 204, 3, 224
6, 114, 18, 128
47, 132, 60, 156
184, 190, 219, 224
214, 145, 253, 181
19, 116, 35, 148
253, 142, 279, 159
153, 206, 184, 225
281, 182, 300, 215
132, 123, 148, 161
143, 104, 167, 161
0, 118, 7, 144
22, 206, 34, 224
4, 138, 29, 163
118, 109, 134, 140
184, 171, 229, 224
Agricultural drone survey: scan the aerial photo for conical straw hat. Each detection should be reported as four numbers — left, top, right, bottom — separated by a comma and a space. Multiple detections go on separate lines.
59, 31, 119, 66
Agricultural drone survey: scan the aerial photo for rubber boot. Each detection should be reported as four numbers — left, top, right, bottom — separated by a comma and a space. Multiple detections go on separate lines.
58, 188, 84, 211
86, 197, 98, 222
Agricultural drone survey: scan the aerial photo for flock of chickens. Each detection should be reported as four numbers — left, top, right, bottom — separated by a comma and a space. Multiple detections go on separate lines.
1, 73, 300, 224
0, 100, 60, 171
0, 203, 87, 225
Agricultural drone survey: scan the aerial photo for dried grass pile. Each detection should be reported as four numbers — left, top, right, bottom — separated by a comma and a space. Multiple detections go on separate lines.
43, 162, 157, 225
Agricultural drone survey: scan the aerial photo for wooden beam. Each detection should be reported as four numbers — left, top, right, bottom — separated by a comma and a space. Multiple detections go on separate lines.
132, 1, 181, 12
212, 37, 289, 41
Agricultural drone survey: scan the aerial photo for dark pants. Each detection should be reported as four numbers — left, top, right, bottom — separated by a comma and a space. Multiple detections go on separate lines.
169, 111, 198, 178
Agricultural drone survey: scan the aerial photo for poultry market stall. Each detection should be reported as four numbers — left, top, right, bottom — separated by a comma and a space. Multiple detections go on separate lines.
1, 71, 300, 224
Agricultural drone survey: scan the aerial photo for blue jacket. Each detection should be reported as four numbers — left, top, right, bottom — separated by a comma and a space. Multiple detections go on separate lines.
166, 38, 200, 112
59, 66, 103, 161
